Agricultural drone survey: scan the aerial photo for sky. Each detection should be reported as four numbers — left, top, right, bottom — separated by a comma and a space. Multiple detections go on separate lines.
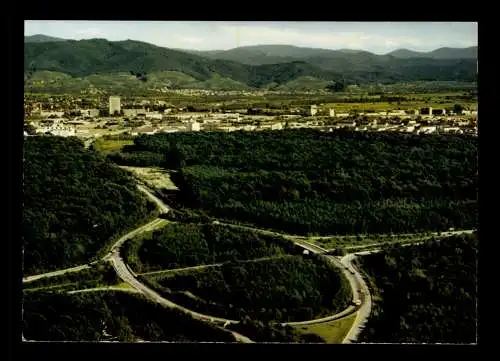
24, 21, 478, 54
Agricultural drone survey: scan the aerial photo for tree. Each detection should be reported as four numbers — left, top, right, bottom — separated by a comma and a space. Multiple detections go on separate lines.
453, 104, 464, 115
24, 122, 37, 135
326, 80, 346, 93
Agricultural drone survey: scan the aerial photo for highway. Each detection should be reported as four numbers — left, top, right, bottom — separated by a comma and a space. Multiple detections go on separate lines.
105, 185, 252, 343
22, 261, 99, 283
67, 286, 142, 295
137, 184, 170, 214
138, 255, 288, 277
22, 177, 475, 343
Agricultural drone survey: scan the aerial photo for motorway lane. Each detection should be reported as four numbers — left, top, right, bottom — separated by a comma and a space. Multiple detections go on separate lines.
109, 251, 241, 325
67, 286, 141, 295
139, 255, 287, 277
23, 262, 98, 283
137, 184, 170, 214
339, 253, 372, 343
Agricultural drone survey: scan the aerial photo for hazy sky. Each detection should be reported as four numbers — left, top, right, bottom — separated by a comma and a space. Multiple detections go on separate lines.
25, 21, 478, 54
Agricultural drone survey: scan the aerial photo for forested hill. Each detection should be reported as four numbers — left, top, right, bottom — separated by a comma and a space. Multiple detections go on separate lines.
183, 44, 478, 64
24, 38, 477, 87
22, 137, 157, 275
387, 46, 477, 60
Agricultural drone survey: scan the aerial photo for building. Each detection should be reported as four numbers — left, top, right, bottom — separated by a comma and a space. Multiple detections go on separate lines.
109, 96, 121, 115
81, 109, 99, 117
187, 121, 201, 132
40, 111, 65, 118
270, 123, 283, 130
145, 112, 163, 120
329, 108, 336, 117
242, 125, 257, 131
419, 126, 437, 134
310, 105, 318, 116
131, 126, 157, 136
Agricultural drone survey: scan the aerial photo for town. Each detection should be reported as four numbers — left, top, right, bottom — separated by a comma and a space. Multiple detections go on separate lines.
24, 94, 478, 141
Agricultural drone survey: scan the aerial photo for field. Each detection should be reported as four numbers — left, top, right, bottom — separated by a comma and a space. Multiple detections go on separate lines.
92, 138, 134, 153
118, 166, 179, 190
294, 313, 357, 344
309, 232, 443, 251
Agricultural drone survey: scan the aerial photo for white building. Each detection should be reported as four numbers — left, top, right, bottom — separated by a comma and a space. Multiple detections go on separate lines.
145, 112, 163, 120
109, 96, 121, 115
242, 125, 257, 131
40, 111, 65, 118
187, 121, 201, 132
271, 123, 283, 130
419, 126, 437, 134
310, 105, 318, 116
329, 108, 336, 117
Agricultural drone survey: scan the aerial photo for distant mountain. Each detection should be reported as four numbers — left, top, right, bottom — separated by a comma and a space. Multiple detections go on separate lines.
387, 46, 477, 59
24, 34, 67, 43
180, 44, 379, 66
24, 38, 477, 90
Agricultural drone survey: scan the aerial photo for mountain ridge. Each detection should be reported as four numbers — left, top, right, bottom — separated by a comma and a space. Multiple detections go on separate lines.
24, 38, 478, 89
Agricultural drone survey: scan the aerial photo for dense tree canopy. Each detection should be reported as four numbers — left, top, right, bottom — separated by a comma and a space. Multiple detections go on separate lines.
143, 255, 351, 322
109, 130, 477, 235
22, 291, 235, 342
23, 137, 157, 274
125, 223, 301, 273
355, 234, 477, 343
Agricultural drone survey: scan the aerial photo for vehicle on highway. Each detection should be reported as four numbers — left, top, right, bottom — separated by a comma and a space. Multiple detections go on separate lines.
353, 299, 362, 306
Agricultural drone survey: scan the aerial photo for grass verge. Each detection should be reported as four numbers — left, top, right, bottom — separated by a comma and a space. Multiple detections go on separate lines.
293, 312, 357, 344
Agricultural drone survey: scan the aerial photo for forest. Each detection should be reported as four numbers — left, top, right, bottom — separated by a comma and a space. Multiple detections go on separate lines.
124, 222, 301, 273
107, 129, 477, 235
142, 255, 351, 322
23, 137, 157, 275
22, 290, 235, 342
355, 233, 477, 343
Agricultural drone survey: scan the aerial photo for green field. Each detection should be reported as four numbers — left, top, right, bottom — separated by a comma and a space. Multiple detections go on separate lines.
92, 138, 134, 153
294, 313, 357, 344
309, 232, 440, 251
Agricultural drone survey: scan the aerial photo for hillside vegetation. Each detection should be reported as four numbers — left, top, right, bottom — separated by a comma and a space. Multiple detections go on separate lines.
124, 223, 300, 273
142, 255, 352, 322
23, 136, 156, 275
22, 291, 235, 342
355, 233, 477, 343
183, 44, 477, 64
109, 130, 477, 235
24, 39, 477, 90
